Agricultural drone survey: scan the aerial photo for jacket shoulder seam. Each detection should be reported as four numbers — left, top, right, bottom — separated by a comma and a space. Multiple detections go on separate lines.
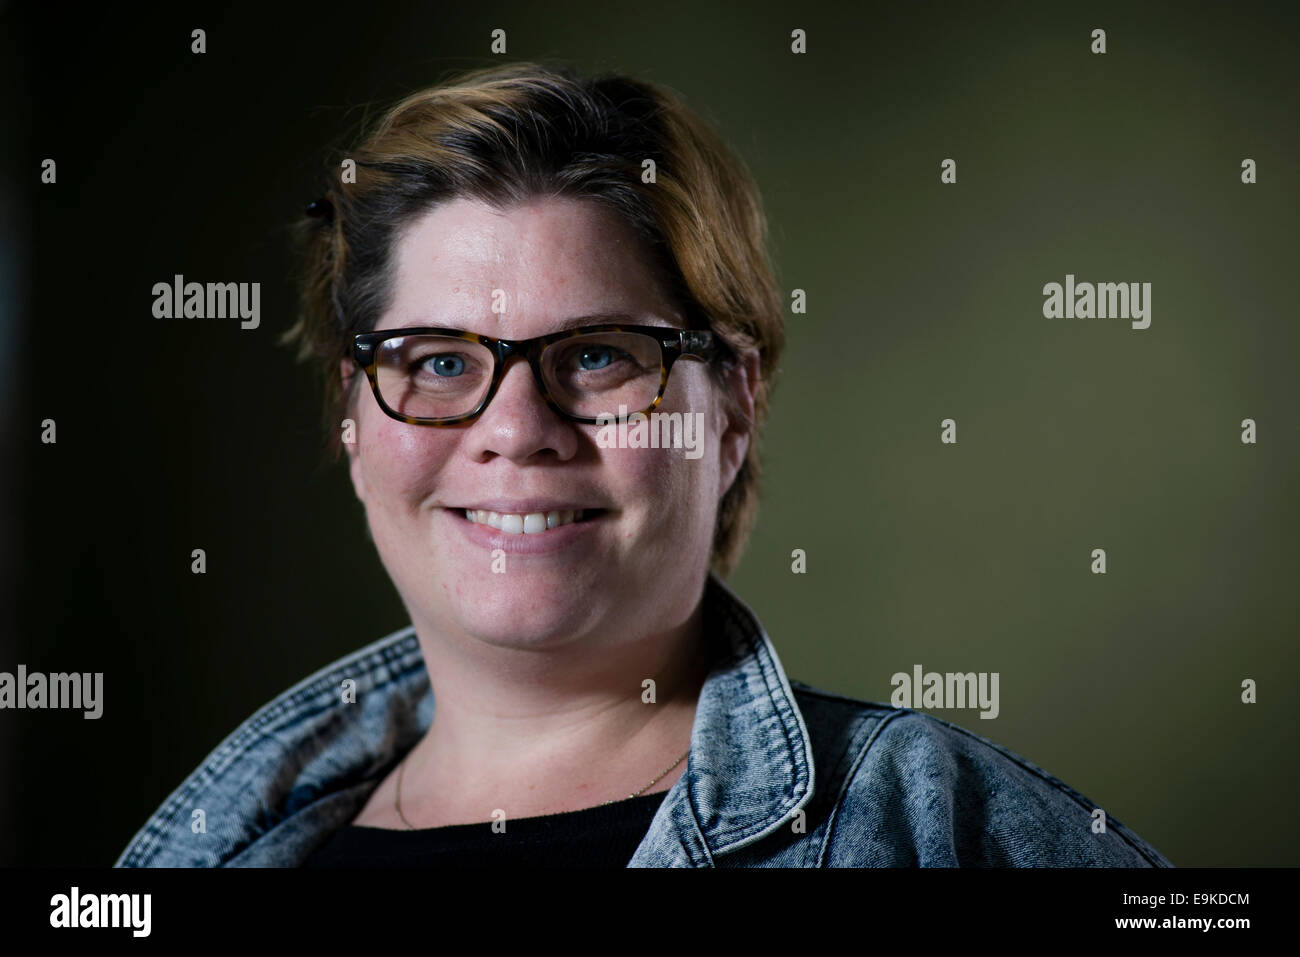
867, 708, 1170, 866
818, 706, 911, 866
788, 680, 894, 713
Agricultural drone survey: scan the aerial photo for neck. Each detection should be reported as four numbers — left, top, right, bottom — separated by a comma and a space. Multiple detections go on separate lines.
399, 591, 720, 821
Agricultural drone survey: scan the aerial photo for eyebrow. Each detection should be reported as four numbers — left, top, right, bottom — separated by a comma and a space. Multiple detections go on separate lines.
551, 312, 676, 331
436, 312, 681, 333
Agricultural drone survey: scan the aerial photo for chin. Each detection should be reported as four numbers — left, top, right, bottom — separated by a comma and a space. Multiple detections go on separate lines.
449, 606, 599, 651
441, 565, 612, 649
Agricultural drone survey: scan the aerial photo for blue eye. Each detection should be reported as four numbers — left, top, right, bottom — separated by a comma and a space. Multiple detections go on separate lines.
578, 348, 614, 371
427, 355, 465, 377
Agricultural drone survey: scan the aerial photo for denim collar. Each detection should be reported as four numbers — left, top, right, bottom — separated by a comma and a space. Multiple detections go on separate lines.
627, 571, 814, 864
117, 571, 814, 867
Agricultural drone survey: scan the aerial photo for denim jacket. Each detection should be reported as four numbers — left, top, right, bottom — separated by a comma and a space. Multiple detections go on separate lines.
115, 573, 1171, 867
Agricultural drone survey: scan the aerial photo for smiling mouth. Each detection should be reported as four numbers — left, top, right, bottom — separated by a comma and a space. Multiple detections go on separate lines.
458, 508, 606, 535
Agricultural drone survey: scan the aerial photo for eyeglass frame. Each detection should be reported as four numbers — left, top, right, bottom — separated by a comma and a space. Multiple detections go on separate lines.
351, 322, 723, 426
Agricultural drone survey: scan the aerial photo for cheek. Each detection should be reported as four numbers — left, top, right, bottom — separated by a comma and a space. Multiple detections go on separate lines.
599, 421, 722, 535
359, 414, 453, 508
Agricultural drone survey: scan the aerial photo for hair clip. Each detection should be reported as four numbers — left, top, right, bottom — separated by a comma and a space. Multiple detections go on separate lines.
305, 195, 335, 224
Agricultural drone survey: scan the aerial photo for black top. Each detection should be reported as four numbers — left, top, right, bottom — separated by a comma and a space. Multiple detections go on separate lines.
301, 791, 667, 867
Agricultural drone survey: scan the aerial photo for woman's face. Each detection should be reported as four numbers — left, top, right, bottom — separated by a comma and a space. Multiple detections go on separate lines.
343, 196, 751, 653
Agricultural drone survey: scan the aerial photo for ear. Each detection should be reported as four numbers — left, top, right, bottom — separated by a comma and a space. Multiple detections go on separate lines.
715, 349, 760, 500
340, 358, 367, 504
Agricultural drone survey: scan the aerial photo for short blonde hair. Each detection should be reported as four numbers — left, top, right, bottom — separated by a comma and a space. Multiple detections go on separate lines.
282, 60, 785, 576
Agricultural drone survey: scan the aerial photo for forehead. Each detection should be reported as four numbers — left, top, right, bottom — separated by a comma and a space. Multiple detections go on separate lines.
379, 195, 682, 335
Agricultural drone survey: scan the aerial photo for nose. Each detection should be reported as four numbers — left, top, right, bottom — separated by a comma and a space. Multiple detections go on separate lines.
463, 356, 580, 463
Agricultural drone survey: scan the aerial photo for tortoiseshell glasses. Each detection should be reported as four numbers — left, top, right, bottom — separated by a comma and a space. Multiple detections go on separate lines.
352, 324, 720, 426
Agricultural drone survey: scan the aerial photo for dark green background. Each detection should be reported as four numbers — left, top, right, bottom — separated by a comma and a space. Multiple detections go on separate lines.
3, 0, 1296, 866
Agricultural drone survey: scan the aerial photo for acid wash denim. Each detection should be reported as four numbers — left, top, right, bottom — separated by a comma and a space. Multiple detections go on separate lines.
115, 573, 1172, 868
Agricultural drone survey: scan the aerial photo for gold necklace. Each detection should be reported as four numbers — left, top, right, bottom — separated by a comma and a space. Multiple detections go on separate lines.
394, 745, 691, 830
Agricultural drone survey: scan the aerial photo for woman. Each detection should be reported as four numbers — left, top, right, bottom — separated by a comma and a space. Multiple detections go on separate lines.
116, 61, 1170, 867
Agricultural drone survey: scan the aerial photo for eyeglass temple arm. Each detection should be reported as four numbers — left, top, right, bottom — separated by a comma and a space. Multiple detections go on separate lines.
677, 329, 719, 360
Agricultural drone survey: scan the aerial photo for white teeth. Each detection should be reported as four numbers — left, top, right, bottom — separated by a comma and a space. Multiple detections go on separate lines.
463, 508, 588, 534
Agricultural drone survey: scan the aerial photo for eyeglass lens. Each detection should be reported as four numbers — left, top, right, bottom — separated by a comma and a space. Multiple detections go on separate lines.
371, 331, 664, 420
